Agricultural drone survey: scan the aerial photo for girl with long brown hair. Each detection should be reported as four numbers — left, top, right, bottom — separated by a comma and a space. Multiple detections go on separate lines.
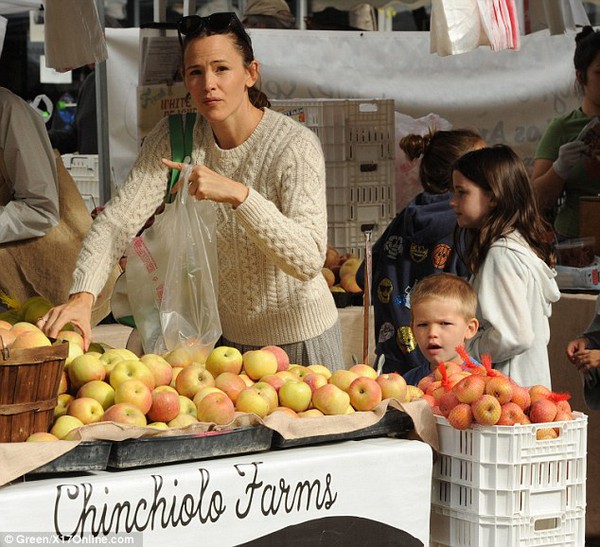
451, 145, 560, 388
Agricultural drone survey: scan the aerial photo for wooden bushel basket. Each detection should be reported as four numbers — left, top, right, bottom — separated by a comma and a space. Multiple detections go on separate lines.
0, 341, 68, 442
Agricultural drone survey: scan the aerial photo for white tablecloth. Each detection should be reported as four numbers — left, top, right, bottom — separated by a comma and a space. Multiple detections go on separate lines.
0, 438, 432, 546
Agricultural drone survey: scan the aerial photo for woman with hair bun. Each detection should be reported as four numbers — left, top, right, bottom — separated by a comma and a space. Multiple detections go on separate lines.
40, 12, 343, 370
532, 25, 600, 239
357, 129, 484, 381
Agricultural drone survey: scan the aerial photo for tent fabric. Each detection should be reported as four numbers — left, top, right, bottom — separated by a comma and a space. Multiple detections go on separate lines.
44, 0, 107, 71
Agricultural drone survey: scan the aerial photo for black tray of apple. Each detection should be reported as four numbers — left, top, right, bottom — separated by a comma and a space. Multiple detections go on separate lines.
26, 440, 113, 475
271, 408, 414, 449
107, 424, 273, 469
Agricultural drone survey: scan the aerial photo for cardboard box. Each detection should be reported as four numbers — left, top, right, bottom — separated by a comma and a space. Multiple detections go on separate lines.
580, 196, 600, 256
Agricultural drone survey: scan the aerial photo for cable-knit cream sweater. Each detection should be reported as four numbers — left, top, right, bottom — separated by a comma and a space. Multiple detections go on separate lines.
70, 108, 338, 346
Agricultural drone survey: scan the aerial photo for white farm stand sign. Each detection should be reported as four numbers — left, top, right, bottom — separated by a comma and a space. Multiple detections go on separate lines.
0, 438, 432, 546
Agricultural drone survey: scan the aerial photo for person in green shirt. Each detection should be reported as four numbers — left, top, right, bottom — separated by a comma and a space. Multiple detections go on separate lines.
532, 26, 600, 240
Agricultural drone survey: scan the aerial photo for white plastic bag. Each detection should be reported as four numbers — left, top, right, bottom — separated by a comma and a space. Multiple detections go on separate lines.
125, 169, 221, 358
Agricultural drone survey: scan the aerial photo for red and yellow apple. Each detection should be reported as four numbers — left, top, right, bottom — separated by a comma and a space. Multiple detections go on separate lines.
175, 363, 215, 399
67, 396, 105, 425
147, 386, 181, 423
260, 345, 290, 372
140, 353, 173, 387
214, 371, 247, 402
312, 384, 350, 415
347, 376, 382, 411
195, 391, 235, 425
102, 402, 147, 427
114, 379, 153, 414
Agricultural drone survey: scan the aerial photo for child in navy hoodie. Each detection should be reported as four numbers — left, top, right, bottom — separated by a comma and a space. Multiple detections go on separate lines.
357, 129, 484, 378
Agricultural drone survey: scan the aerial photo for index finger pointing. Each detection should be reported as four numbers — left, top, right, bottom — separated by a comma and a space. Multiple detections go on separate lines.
162, 158, 183, 170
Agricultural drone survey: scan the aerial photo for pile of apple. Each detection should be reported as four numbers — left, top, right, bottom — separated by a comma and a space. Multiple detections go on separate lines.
24, 332, 422, 442
322, 245, 363, 294
418, 355, 575, 439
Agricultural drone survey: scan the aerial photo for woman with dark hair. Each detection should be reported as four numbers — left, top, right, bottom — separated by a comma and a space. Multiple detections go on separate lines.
451, 145, 560, 388
532, 26, 600, 239
41, 13, 343, 370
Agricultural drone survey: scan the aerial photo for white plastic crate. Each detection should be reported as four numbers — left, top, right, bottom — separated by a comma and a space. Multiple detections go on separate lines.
326, 160, 396, 224
435, 412, 587, 465
430, 506, 585, 547
431, 412, 587, 542
271, 98, 395, 163
61, 154, 100, 212
433, 457, 586, 518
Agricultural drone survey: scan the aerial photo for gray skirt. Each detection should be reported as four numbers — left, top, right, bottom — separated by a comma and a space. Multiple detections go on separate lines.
221, 319, 345, 372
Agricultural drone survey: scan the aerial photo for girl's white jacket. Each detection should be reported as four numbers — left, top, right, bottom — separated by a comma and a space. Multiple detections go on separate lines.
467, 231, 561, 389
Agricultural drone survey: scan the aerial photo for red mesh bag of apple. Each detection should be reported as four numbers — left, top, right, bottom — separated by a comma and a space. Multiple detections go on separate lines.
418, 347, 575, 432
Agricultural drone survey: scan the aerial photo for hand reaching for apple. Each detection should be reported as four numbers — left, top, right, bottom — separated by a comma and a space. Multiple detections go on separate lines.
37, 292, 95, 351
161, 158, 249, 208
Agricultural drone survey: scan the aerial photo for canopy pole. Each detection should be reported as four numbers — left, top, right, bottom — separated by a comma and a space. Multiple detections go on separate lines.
95, 0, 111, 206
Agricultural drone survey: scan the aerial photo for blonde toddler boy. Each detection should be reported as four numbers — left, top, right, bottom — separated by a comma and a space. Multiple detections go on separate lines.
404, 273, 479, 385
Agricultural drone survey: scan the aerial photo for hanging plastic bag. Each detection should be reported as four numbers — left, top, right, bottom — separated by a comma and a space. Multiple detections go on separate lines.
124, 164, 221, 358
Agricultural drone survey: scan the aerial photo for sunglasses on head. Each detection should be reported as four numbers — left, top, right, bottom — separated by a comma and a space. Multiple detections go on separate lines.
177, 12, 250, 49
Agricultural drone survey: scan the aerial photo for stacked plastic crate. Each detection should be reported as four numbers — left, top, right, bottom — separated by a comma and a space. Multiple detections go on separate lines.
271, 99, 396, 257
61, 154, 100, 212
430, 413, 587, 547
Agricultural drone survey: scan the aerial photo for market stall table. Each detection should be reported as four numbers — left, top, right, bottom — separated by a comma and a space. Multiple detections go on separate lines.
0, 437, 432, 546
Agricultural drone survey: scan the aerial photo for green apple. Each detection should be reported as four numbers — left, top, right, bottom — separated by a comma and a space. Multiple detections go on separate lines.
167, 413, 198, 429
109, 360, 155, 390
329, 369, 359, 392
178, 395, 197, 417
68, 353, 106, 391
205, 346, 243, 377
54, 393, 75, 420
278, 380, 312, 412
50, 415, 84, 439
26, 432, 59, 442
251, 381, 278, 412
77, 380, 115, 410
235, 387, 270, 418
311, 384, 350, 415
